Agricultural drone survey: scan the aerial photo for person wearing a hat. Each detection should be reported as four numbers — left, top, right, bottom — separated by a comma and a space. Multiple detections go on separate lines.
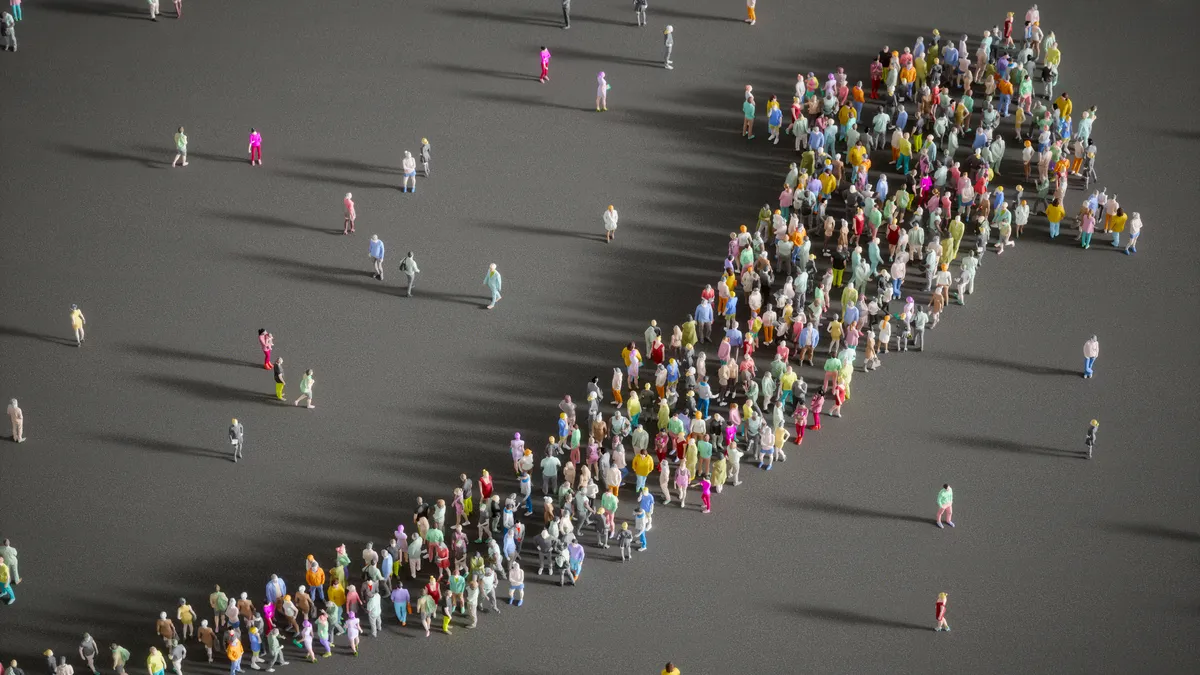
1085, 419, 1099, 459
663, 25, 673, 70
69, 304, 86, 346
420, 137, 431, 176
603, 204, 619, 243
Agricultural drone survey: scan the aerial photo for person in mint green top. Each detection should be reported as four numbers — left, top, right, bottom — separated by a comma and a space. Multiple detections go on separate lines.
484, 263, 503, 309
172, 126, 188, 167
447, 572, 467, 614
936, 484, 954, 528
742, 96, 756, 140
821, 355, 842, 392
294, 369, 315, 409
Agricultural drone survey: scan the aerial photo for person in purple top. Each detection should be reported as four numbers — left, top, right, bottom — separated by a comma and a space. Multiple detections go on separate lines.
247, 129, 262, 165
389, 583, 410, 626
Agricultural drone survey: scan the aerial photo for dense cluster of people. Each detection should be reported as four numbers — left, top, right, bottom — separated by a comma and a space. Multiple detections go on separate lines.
2, 4, 1141, 674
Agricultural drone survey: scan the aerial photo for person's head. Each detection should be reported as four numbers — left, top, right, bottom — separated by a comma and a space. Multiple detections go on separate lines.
1090, 419, 1099, 427
421, 137, 429, 145
345, 192, 352, 200
665, 25, 673, 34
938, 592, 948, 602
178, 126, 184, 133
489, 263, 497, 272
370, 234, 379, 242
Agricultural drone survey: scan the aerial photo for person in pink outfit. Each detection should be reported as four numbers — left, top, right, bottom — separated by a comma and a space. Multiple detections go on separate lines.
343, 193, 356, 235
9, 0, 21, 22
175, 0, 182, 18
257, 329, 274, 370
692, 473, 712, 513
539, 47, 551, 83
247, 129, 262, 165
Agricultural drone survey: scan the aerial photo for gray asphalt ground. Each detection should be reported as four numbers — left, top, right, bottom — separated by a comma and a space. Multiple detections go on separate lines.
1, 0, 1198, 673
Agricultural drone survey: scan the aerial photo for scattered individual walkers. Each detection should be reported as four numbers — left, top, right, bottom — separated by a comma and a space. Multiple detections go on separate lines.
343, 193, 356, 234
228, 418, 244, 462
745, 0, 756, 25
7, 398, 24, 443
369, 234, 386, 280
247, 128, 263, 166
401, 151, 417, 193
1082, 334, 1099, 379
420, 138, 431, 176
1085, 419, 1098, 459
0, 10, 14, 52
663, 25, 674, 70
69, 303, 87, 346
934, 592, 950, 632
935, 483, 954, 528
596, 71, 610, 112
171, 126, 187, 167
294, 369, 315, 409
148, 0, 160, 21
110, 644, 131, 674
603, 204, 619, 242
539, 46, 551, 83
484, 263, 503, 310
257, 328, 274, 369
399, 251, 420, 297
78, 634, 99, 674
272, 357, 286, 401
561, 0, 570, 29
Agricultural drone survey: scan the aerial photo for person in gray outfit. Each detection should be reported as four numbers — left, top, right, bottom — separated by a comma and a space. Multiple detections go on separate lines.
399, 252, 420, 297
228, 418, 244, 462
634, 0, 648, 26
561, 0, 571, 29
663, 25, 674, 69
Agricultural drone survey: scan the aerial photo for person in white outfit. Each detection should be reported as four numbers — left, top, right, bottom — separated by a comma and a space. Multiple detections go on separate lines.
401, 151, 417, 193
603, 205, 619, 243
7, 399, 23, 443
596, 72, 610, 112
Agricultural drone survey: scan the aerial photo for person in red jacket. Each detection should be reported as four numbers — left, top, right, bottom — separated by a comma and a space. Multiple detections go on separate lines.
935, 592, 950, 631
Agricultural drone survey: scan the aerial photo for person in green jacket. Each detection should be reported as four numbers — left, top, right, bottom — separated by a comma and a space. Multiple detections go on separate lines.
172, 126, 188, 167
484, 263, 503, 309
294, 369, 315, 409
110, 644, 131, 674
936, 484, 954, 528
680, 314, 698, 348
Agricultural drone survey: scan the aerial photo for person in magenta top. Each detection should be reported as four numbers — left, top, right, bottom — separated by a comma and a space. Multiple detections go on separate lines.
247, 129, 262, 165
257, 329, 273, 369
343, 193, 356, 235
692, 473, 713, 513
539, 46, 551, 83
809, 391, 825, 429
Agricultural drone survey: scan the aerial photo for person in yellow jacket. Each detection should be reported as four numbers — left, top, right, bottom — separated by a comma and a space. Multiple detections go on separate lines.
226, 636, 245, 673
631, 449, 654, 492
146, 646, 167, 675
626, 389, 642, 426
1107, 207, 1128, 247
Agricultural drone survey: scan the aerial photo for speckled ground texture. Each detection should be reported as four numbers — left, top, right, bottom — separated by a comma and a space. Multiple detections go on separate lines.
1, 0, 1198, 673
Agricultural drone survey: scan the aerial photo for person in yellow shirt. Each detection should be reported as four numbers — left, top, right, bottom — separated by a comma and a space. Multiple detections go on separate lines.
1044, 198, 1065, 238
1054, 92, 1072, 120
631, 449, 654, 492
146, 646, 167, 675
69, 304, 86, 346
662, 662, 682, 675
894, 132, 913, 174
226, 636, 244, 672
848, 142, 866, 169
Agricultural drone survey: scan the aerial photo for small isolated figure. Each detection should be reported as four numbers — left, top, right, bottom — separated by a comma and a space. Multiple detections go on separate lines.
401, 151, 417, 193
1085, 419, 1098, 459
935, 483, 954, 528
420, 138, 431, 176
539, 46, 551, 83
603, 205, 619, 243
228, 418, 244, 462
248, 128, 262, 165
69, 303, 87, 346
484, 263, 503, 310
172, 126, 187, 167
596, 71, 610, 112
399, 251, 420, 297
369, 234, 386, 280
343, 193, 356, 234
663, 25, 674, 70
935, 592, 950, 631
294, 369, 315, 408
1083, 335, 1099, 379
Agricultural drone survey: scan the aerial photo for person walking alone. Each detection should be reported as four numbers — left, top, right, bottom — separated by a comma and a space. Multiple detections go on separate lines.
171, 126, 187, 167
247, 128, 263, 165
343, 193, 356, 234
596, 71, 610, 112
229, 418, 244, 462
484, 264, 503, 310
539, 47, 551, 83
1083, 335, 1099, 379
369, 235, 386, 280
635, 0, 648, 26
5, 399, 21, 443
399, 252, 420, 297
561, 0, 571, 29
603, 205, 619, 242
663, 25, 674, 70
69, 304, 86, 346
935, 483, 954, 528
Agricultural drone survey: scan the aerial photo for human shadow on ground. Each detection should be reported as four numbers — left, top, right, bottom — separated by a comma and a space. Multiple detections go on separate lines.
572, 14, 630, 27
654, 8, 744, 23
464, 90, 587, 112
550, 45, 664, 68
932, 432, 1083, 459
1103, 522, 1200, 544
139, 373, 270, 404
428, 62, 541, 82
776, 603, 928, 631
440, 6, 561, 27
469, 220, 608, 242
51, 143, 158, 168
293, 156, 400, 176
89, 432, 231, 461
782, 497, 930, 525
274, 167, 400, 192
927, 351, 1079, 377
0, 324, 75, 346
120, 343, 259, 369
202, 209, 334, 234
42, 0, 145, 19
409, 290, 488, 308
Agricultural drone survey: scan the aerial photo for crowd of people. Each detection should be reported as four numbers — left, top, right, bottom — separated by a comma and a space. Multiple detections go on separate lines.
3, 3, 1140, 674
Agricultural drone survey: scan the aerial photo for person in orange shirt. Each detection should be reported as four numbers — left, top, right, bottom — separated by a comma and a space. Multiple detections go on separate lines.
305, 555, 327, 604
850, 80, 865, 120
997, 77, 1013, 117
226, 636, 245, 673
899, 64, 916, 100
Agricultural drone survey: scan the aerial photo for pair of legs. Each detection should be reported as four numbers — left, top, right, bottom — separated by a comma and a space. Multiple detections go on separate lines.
249, 145, 261, 164
172, 151, 187, 167
596, 93, 607, 111
149, 0, 159, 20
372, 256, 384, 279
936, 504, 954, 527
487, 288, 502, 309
294, 392, 314, 408
343, 216, 355, 234
402, 171, 416, 192
75, 326, 86, 345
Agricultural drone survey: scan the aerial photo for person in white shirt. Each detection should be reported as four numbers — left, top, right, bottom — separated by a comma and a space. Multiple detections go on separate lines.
401, 151, 417, 193
7, 399, 23, 443
603, 205, 619, 243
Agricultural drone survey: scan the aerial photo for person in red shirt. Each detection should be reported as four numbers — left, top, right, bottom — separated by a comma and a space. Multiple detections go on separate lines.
935, 592, 950, 631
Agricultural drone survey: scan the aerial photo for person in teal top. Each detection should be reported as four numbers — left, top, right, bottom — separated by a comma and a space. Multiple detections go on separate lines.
172, 126, 188, 167
742, 96, 756, 140
936, 484, 954, 528
484, 263, 503, 309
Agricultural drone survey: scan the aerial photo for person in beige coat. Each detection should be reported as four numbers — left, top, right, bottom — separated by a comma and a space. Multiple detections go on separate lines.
7, 399, 23, 443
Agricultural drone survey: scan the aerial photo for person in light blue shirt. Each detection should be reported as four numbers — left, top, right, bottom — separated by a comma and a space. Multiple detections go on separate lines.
767, 104, 783, 144
368, 235, 385, 280
695, 298, 714, 343
484, 264, 503, 309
